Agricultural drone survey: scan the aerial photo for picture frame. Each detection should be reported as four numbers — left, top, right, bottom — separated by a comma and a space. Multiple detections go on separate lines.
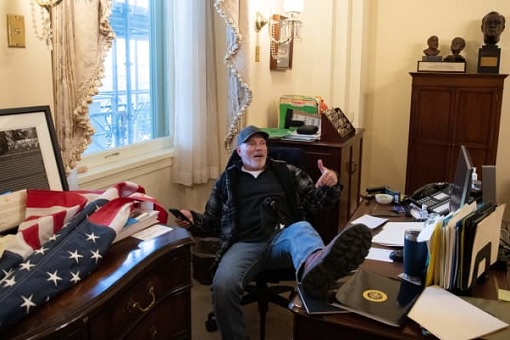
0, 106, 68, 193
270, 14, 294, 71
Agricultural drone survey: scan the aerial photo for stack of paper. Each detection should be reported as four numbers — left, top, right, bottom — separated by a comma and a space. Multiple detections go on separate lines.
408, 285, 508, 340
281, 132, 320, 142
372, 222, 425, 247
350, 214, 388, 229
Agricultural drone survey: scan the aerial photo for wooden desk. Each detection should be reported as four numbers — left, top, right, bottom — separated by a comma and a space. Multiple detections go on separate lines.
290, 199, 509, 339
2, 226, 194, 339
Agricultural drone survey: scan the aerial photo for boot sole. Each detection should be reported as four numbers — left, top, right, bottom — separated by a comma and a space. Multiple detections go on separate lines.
301, 223, 372, 299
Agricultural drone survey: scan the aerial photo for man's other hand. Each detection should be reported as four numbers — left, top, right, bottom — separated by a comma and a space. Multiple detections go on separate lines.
315, 159, 338, 188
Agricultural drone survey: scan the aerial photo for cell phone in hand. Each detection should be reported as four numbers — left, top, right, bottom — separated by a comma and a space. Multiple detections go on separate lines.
168, 208, 193, 225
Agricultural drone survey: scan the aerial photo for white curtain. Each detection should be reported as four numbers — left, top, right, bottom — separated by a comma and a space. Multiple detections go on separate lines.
50, 0, 115, 174
214, 0, 253, 150
172, 0, 221, 186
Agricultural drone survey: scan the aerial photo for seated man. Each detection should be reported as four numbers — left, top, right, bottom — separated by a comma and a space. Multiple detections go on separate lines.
173, 125, 372, 340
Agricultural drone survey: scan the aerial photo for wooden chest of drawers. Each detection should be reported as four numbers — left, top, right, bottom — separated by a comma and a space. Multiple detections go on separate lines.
2, 226, 194, 339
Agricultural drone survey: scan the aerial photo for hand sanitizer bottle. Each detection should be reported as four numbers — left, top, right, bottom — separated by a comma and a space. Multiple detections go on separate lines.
472, 167, 481, 190
419, 204, 429, 221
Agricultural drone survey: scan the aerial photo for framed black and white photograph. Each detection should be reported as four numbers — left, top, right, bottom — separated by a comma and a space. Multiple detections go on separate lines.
0, 106, 68, 194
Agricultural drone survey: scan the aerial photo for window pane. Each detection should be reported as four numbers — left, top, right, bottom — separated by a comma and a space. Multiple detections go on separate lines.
86, 0, 168, 155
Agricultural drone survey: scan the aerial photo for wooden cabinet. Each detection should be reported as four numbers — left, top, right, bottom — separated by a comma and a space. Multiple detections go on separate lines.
406, 73, 507, 194
2, 227, 194, 340
268, 129, 364, 243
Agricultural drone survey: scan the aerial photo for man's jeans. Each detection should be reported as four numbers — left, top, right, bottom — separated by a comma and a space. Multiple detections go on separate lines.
211, 221, 324, 340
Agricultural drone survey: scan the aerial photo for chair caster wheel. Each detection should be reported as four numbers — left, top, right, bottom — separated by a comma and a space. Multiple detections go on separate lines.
205, 312, 218, 332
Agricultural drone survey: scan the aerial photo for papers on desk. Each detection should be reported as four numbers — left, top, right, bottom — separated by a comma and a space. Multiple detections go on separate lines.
408, 285, 508, 340
350, 214, 388, 229
462, 296, 510, 340
132, 224, 172, 241
365, 247, 393, 262
280, 132, 320, 142
371, 222, 425, 247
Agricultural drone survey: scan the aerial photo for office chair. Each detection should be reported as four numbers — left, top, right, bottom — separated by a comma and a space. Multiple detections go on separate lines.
202, 146, 307, 340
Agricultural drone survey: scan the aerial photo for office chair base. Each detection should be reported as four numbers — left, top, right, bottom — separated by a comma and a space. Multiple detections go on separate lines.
205, 312, 218, 332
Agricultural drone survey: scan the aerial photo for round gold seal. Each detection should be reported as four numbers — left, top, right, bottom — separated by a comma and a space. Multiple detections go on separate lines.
362, 289, 388, 302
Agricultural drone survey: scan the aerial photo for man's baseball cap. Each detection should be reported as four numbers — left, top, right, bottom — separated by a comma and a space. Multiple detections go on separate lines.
237, 125, 269, 146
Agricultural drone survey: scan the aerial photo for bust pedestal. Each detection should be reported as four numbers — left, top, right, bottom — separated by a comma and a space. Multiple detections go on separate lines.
422, 55, 442, 62
478, 45, 501, 73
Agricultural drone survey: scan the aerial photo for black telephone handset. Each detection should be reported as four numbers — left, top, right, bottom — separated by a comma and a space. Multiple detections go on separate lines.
405, 182, 451, 216
410, 182, 450, 200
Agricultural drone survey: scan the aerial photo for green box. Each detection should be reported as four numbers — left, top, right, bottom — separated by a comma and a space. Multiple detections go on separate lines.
279, 95, 321, 130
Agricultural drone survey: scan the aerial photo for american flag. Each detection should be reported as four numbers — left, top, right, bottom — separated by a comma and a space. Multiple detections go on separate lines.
0, 182, 168, 330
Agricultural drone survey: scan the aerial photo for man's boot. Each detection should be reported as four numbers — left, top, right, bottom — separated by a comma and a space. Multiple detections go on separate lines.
301, 223, 372, 299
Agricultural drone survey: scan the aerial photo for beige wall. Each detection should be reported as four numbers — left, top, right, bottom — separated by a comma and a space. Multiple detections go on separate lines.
2, 0, 509, 220
0, 1, 53, 109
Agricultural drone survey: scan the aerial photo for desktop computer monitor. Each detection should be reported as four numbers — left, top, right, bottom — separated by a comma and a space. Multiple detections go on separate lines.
449, 145, 474, 213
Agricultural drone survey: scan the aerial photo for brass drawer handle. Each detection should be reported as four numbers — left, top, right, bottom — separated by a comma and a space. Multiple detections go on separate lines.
127, 282, 156, 313
348, 161, 358, 175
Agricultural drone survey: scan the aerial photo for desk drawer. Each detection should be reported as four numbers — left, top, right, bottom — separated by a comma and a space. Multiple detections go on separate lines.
89, 248, 191, 338
125, 291, 191, 339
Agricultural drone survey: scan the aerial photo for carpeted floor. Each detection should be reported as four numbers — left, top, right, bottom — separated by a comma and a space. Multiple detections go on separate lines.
191, 279, 295, 340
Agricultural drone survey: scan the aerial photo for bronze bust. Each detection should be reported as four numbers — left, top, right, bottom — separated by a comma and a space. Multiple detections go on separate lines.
482, 11, 506, 46
444, 37, 466, 62
423, 35, 440, 56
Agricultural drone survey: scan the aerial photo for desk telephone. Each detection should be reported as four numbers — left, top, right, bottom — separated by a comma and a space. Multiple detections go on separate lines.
407, 182, 451, 215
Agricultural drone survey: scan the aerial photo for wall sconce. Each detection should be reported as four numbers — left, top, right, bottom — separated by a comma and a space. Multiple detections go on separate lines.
255, 0, 304, 64
33, 0, 64, 11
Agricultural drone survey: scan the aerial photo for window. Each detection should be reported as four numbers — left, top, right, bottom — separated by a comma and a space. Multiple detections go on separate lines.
85, 0, 170, 156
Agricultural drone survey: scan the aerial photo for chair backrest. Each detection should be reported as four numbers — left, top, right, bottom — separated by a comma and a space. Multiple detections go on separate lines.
227, 146, 306, 171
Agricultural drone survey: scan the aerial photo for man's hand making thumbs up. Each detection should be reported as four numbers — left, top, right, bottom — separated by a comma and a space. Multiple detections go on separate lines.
315, 159, 339, 188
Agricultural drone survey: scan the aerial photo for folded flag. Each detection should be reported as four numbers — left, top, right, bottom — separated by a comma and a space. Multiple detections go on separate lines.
0, 181, 166, 330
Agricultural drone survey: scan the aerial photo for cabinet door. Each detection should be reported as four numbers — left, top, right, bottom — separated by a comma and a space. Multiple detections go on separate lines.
452, 88, 502, 177
406, 87, 453, 193
343, 136, 362, 223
